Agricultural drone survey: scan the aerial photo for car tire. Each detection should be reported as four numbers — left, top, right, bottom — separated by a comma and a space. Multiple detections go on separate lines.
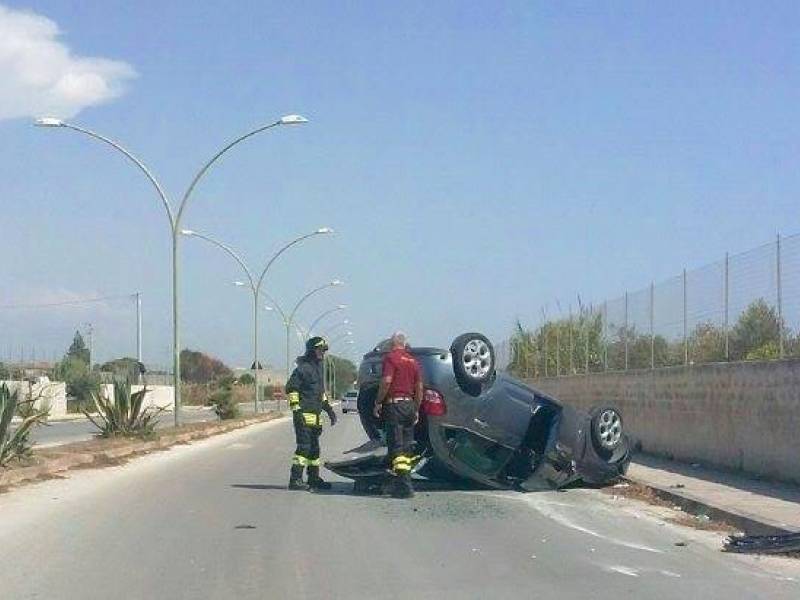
590, 407, 624, 458
451, 333, 496, 389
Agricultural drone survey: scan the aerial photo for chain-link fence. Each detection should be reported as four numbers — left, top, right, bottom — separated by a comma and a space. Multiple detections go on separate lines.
501, 233, 799, 378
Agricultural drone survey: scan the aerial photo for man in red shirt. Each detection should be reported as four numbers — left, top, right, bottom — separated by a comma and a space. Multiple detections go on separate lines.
373, 331, 423, 498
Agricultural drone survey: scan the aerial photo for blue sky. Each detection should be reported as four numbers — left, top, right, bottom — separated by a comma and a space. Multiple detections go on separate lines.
1, 1, 799, 370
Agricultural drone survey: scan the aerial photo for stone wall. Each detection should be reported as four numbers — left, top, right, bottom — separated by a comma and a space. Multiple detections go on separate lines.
100, 384, 174, 410
1, 380, 67, 418
527, 359, 800, 484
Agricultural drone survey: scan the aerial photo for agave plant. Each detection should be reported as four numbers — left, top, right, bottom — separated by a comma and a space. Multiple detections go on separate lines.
84, 379, 164, 438
0, 383, 49, 466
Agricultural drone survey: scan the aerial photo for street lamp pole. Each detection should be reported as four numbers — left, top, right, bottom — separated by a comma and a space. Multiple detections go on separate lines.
182, 228, 333, 413
35, 114, 308, 426
264, 282, 344, 381
321, 320, 350, 338
307, 305, 348, 337
329, 331, 353, 347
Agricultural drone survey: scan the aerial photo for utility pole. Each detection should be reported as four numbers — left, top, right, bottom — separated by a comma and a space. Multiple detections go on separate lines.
86, 323, 94, 371
136, 292, 142, 365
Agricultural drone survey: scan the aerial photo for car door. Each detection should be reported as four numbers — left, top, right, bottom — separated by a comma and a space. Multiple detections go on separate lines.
470, 376, 534, 449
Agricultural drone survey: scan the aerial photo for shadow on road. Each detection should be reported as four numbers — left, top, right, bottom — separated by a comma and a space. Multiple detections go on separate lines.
230, 479, 482, 498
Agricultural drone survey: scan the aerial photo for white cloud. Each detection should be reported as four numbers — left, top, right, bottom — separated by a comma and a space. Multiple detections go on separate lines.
0, 4, 135, 121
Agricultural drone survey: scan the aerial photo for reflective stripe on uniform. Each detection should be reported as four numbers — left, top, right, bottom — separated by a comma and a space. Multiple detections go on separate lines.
293, 454, 309, 466
288, 392, 300, 411
392, 455, 412, 473
302, 412, 320, 426
308, 458, 321, 467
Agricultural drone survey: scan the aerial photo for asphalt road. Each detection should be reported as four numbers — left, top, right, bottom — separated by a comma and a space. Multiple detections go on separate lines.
29, 402, 277, 447
2, 412, 798, 599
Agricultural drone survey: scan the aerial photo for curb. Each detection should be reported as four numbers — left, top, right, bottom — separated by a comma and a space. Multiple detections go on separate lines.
0, 412, 287, 489
623, 475, 797, 536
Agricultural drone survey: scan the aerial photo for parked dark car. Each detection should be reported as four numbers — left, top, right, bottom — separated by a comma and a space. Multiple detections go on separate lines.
325, 333, 631, 492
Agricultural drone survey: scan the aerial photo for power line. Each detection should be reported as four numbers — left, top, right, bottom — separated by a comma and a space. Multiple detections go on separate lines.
0, 293, 136, 311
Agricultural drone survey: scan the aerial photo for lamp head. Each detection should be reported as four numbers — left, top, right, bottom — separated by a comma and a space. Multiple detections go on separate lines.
34, 117, 65, 127
280, 114, 308, 125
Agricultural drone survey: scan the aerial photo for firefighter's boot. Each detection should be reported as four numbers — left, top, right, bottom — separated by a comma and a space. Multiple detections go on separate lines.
307, 465, 332, 490
288, 465, 310, 491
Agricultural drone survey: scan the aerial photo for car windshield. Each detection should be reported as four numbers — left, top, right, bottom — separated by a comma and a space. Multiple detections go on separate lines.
448, 430, 514, 477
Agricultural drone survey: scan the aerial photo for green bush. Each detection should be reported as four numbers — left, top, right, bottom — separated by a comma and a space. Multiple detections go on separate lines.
1, 383, 49, 466
209, 385, 240, 420
84, 379, 163, 438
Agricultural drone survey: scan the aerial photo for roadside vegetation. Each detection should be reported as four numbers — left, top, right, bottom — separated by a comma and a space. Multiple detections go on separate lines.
208, 379, 240, 420
509, 298, 793, 377
84, 379, 163, 438
0, 383, 49, 466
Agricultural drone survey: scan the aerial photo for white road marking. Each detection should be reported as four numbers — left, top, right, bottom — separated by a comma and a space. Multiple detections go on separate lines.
493, 493, 664, 554
605, 565, 640, 577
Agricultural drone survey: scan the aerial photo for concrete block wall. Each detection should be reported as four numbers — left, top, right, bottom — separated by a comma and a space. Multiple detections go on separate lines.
0, 380, 67, 418
527, 359, 800, 485
100, 384, 174, 411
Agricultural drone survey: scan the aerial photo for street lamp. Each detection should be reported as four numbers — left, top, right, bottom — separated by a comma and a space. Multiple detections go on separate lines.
181, 227, 332, 413
321, 319, 351, 337
329, 331, 353, 346
35, 113, 308, 425
307, 305, 348, 337
262, 281, 344, 379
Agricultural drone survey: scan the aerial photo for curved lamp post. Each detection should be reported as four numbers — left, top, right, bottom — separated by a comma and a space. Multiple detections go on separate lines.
35, 114, 308, 425
181, 227, 332, 412
307, 305, 347, 337
263, 281, 344, 380
329, 331, 353, 347
321, 319, 351, 338
326, 336, 355, 398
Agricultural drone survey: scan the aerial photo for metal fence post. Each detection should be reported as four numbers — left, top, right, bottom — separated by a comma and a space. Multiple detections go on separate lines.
556, 328, 561, 377
544, 328, 548, 378
724, 252, 730, 361
777, 233, 784, 358
650, 282, 655, 369
585, 311, 590, 374
624, 291, 629, 370
683, 268, 688, 365
568, 309, 574, 375
603, 301, 608, 371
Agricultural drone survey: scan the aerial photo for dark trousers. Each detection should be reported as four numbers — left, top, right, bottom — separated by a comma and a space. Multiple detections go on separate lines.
293, 411, 321, 469
358, 392, 383, 441
384, 401, 416, 491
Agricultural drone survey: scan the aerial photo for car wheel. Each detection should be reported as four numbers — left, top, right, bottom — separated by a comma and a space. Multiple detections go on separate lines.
451, 333, 496, 388
590, 407, 624, 457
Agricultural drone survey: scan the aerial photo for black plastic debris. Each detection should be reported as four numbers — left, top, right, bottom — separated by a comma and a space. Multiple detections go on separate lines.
723, 532, 800, 554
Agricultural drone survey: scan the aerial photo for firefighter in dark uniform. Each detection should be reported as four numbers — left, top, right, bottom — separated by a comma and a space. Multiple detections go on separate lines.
286, 336, 338, 491
373, 331, 423, 498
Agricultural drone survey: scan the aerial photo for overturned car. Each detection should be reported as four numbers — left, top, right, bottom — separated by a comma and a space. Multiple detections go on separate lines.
325, 333, 631, 492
